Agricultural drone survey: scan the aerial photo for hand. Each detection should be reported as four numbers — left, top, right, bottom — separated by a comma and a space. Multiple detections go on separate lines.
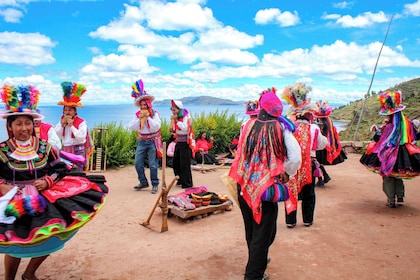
66, 117, 74, 127
279, 172, 290, 184
210, 136, 214, 142
33, 179, 48, 191
0, 183, 13, 196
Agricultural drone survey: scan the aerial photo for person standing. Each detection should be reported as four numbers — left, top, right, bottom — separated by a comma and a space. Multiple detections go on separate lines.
314, 100, 347, 186
360, 90, 420, 207
229, 88, 301, 280
0, 84, 108, 280
54, 81, 92, 171
170, 100, 194, 189
282, 83, 328, 228
128, 79, 162, 194
34, 115, 62, 150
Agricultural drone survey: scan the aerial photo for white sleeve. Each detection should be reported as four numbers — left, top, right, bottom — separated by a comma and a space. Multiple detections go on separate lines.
283, 129, 302, 176
147, 112, 162, 133
47, 127, 62, 150
128, 116, 140, 131
70, 121, 87, 142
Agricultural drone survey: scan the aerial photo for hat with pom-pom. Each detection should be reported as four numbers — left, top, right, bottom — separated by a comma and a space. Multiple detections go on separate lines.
314, 100, 333, 118
58, 81, 86, 107
0, 84, 42, 119
282, 82, 317, 117
259, 87, 283, 117
131, 79, 155, 108
244, 100, 260, 116
378, 90, 406, 115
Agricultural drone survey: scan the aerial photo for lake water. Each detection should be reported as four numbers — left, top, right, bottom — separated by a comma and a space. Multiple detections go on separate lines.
0, 104, 348, 141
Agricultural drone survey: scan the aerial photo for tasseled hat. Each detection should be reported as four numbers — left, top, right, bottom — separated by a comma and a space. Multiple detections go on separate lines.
259, 87, 283, 117
314, 100, 333, 118
0, 85, 42, 119
282, 82, 317, 119
58, 81, 86, 107
244, 100, 260, 116
131, 79, 155, 108
378, 90, 406, 115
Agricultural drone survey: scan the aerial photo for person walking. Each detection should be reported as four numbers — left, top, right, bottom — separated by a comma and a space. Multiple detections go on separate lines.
229, 88, 301, 280
282, 83, 328, 228
314, 100, 347, 186
360, 90, 420, 207
0, 84, 108, 280
129, 79, 162, 194
170, 100, 194, 189
54, 81, 92, 171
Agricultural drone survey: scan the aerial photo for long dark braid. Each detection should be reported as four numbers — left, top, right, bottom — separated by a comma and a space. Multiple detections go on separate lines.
245, 109, 287, 165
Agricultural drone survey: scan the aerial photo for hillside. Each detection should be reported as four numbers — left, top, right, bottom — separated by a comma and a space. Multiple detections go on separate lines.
154, 96, 239, 106
331, 77, 420, 141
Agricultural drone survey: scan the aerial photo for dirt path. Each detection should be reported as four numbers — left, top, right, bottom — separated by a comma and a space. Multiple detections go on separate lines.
2, 153, 420, 279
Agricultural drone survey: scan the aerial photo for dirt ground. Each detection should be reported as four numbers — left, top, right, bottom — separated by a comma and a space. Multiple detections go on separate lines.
1, 153, 420, 280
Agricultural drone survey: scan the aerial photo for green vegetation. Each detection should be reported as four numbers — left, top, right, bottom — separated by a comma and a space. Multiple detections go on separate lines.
91, 110, 244, 169
331, 77, 420, 141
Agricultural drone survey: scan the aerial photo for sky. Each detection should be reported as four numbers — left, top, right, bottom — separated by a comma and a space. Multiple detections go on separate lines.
0, 0, 419, 106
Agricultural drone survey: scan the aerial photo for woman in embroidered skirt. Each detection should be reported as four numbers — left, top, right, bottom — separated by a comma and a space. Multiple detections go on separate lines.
229, 88, 301, 280
0, 85, 108, 280
360, 90, 420, 208
313, 100, 347, 186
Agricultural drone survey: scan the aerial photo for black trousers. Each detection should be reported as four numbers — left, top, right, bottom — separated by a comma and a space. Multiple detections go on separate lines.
285, 165, 316, 225
238, 185, 278, 280
172, 142, 193, 188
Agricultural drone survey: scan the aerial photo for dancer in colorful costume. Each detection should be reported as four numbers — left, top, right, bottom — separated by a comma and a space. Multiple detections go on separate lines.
54, 81, 93, 171
128, 79, 162, 194
314, 100, 347, 186
360, 90, 420, 208
282, 83, 328, 228
0, 84, 108, 280
229, 88, 301, 280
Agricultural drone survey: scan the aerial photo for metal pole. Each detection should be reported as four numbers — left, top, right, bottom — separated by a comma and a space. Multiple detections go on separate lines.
353, 15, 393, 141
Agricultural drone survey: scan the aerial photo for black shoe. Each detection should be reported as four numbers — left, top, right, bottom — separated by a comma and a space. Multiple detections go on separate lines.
134, 184, 149, 190
324, 177, 331, 184
286, 223, 296, 228
316, 180, 324, 187
397, 197, 404, 203
151, 185, 158, 194
304, 222, 313, 227
387, 202, 396, 208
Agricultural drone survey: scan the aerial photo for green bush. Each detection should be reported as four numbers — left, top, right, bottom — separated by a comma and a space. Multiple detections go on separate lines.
90, 110, 244, 169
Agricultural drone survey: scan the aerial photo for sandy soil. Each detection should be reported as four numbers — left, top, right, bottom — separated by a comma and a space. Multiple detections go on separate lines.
1, 153, 420, 280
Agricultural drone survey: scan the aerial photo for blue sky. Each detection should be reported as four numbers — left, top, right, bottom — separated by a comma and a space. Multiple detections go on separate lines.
0, 0, 419, 106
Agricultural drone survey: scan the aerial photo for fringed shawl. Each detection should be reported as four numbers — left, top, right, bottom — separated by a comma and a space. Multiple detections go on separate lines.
229, 119, 286, 224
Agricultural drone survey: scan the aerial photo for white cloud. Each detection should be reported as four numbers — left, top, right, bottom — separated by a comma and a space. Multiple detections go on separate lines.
254, 8, 300, 27
0, 31, 56, 66
326, 11, 389, 27
140, 0, 220, 31
332, 1, 354, 9
0, 8, 24, 23
404, 0, 420, 16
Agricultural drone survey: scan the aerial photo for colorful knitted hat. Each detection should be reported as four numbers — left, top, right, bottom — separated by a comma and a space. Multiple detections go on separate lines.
282, 82, 316, 117
131, 79, 155, 108
58, 81, 86, 107
0, 85, 42, 119
314, 100, 333, 118
244, 100, 260, 116
259, 87, 283, 117
378, 90, 406, 115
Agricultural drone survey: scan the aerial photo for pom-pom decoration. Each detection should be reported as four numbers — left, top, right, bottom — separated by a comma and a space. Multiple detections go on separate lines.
58, 81, 87, 107
0, 84, 42, 119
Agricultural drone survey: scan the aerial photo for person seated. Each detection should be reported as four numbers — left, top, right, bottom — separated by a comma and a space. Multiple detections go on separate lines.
194, 131, 219, 164
226, 134, 239, 159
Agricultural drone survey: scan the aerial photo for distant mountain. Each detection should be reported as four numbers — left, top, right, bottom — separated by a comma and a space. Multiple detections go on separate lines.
154, 96, 240, 106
